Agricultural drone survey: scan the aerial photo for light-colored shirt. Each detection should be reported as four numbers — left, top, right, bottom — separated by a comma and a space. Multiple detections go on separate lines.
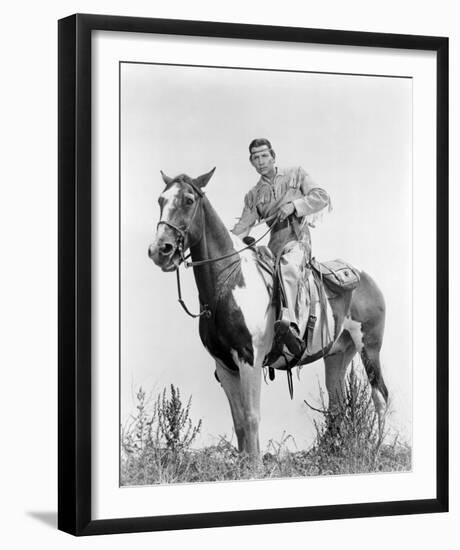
232, 166, 330, 251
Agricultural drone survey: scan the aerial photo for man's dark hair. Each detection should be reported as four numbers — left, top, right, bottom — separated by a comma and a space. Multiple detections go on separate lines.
249, 138, 276, 160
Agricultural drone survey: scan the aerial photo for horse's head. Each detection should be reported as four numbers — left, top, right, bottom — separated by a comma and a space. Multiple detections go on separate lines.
148, 168, 216, 271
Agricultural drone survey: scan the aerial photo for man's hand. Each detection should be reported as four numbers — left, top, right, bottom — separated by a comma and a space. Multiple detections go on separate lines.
279, 202, 295, 221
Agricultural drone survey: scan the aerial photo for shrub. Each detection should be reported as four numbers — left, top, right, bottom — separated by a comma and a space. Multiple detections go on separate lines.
157, 384, 202, 454
121, 384, 202, 485
304, 362, 392, 475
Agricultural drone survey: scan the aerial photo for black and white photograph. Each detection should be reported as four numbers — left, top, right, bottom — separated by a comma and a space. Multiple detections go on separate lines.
120, 61, 413, 485
1, 0, 456, 545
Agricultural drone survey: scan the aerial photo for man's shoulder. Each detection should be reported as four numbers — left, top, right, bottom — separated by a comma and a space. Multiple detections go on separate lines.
246, 181, 260, 197
278, 166, 307, 178
277, 167, 309, 190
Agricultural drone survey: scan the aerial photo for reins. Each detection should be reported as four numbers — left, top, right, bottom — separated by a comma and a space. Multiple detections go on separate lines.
183, 216, 277, 268
160, 186, 279, 318
175, 268, 211, 319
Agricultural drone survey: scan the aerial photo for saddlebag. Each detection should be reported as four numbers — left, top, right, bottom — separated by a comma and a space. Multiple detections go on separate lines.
310, 258, 360, 292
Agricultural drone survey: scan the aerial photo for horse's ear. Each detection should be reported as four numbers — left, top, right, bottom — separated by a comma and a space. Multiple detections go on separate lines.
160, 170, 173, 186
194, 167, 216, 189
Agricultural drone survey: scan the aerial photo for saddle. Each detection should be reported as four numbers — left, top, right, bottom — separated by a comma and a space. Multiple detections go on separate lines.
253, 246, 360, 372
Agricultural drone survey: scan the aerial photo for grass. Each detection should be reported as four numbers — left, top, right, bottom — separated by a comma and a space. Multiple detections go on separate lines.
120, 369, 411, 486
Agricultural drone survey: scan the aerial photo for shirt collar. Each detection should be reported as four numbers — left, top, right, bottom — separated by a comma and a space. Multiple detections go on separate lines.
258, 167, 285, 185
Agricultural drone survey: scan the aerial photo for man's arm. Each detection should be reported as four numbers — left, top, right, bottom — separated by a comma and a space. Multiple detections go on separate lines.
292, 167, 331, 217
231, 191, 258, 238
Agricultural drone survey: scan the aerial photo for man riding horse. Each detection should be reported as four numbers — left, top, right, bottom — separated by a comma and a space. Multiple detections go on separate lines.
232, 138, 331, 360
149, 153, 387, 456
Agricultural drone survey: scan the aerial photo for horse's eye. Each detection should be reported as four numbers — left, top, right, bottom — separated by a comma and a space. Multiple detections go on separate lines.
185, 197, 194, 206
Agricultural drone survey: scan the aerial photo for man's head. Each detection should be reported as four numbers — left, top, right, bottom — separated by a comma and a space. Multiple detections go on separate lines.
249, 138, 276, 178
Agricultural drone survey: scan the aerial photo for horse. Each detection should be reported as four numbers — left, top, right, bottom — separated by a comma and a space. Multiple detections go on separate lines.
148, 168, 388, 458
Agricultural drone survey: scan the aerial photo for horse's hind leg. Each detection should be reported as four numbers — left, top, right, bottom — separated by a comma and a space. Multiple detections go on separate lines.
324, 332, 356, 412
361, 340, 389, 419
350, 272, 389, 421
358, 314, 388, 421
345, 319, 388, 419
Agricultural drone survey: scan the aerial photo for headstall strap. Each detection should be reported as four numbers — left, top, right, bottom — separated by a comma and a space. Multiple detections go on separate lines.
156, 220, 186, 241
188, 180, 205, 197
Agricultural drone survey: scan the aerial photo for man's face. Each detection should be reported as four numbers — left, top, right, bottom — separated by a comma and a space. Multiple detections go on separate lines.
250, 145, 276, 177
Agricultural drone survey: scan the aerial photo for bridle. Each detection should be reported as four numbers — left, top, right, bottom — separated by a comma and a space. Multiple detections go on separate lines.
155, 181, 277, 318
156, 181, 212, 319
156, 180, 205, 264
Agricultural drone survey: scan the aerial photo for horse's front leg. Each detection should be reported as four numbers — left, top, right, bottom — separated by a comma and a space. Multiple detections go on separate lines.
237, 358, 262, 458
215, 360, 246, 452
215, 357, 262, 458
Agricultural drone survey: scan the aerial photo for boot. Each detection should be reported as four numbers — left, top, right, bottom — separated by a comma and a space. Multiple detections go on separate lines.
274, 318, 304, 357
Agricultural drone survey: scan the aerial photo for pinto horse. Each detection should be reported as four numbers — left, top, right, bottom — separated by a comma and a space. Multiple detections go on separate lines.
148, 168, 388, 457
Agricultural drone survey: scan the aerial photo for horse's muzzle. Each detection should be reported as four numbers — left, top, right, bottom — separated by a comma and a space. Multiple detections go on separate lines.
148, 239, 180, 271
148, 242, 157, 260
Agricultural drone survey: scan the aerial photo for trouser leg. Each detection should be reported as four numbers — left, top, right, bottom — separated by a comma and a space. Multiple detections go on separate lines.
278, 241, 310, 328
273, 241, 310, 358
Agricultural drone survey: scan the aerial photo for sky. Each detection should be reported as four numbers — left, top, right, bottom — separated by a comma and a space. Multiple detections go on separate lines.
120, 62, 412, 451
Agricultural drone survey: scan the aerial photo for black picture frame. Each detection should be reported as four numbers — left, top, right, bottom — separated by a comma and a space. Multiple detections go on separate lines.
58, 13, 449, 536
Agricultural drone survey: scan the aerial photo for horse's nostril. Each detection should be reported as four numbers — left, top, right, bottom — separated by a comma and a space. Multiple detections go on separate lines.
160, 242, 174, 255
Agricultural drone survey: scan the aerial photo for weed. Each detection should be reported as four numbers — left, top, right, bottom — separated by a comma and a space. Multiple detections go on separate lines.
157, 385, 202, 454
121, 384, 202, 485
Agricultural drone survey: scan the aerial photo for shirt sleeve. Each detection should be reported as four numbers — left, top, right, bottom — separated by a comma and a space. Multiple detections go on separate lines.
292, 167, 331, 217
231, 191, 258, 237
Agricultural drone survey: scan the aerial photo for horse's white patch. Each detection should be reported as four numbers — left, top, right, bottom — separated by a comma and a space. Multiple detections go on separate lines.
230, 235, 274, 363
342, 317, 364, 352
160, 183, 180, 221
230, 349, 243, 367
